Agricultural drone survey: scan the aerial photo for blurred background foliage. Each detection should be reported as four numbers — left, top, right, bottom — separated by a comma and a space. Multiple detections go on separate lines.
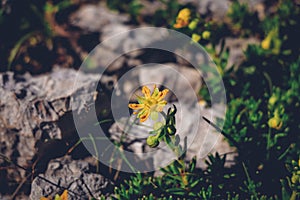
0, 0, 99, 74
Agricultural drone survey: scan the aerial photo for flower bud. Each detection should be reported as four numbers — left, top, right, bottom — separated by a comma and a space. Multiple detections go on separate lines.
188, 19, 199, 30
261, 37, 271, 50
192, 33, 201, 43
268, 95, 277, 107
268, 117, 283, 130
291, 174, 299, 184
167, 125, 176, 135
202, 31, 211, 40
167, 105, 177, 116
147, 135, 159, 148
166, 115, 176, 126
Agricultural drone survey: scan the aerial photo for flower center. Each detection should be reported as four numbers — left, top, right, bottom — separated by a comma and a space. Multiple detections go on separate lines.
146, 98, 158, 110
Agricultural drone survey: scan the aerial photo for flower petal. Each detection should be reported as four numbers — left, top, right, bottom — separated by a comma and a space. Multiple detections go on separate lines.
137, 96, 145, 104
137, 108, 147, 118
60, 190, 68, 200
142, 86, 151, 98
157, 89, 169, 100
151, 87, 160, 98
157, 100, 167, 106
128, 103, 144, 110
139, 109, 150, 122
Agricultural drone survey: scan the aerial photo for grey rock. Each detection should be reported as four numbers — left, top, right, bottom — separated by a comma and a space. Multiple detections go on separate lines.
30, 156, 111, 200
138, 1, 166, 18
100, 23, 131, 47
181, 0, 265, 20
197, 0, 230, 19
90, 46, 127, 73
223, 37, 260, 69
70, 4, 129, 33
100, 26, 168, 58
139, 63, 202, 105
0, 68, 110, 193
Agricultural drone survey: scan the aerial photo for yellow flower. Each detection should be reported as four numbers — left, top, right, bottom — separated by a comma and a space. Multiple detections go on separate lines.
173, 8, 191, 28
40, 190, 68, 200
129, 85, 169, 123
261, 28, 281, 53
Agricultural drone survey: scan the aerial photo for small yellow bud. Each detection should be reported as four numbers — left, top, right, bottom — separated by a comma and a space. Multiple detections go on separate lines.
291, 174, 299, 184
188, 19, 199, 30
268, 95, 277, 106
192, 33, 201, 43
147, 135, 159, 148
268, 117, 283, 130
261, 29, 280, 52
202, 31, 211, 40
198, 99, 207, 107
261, 37, 271, 50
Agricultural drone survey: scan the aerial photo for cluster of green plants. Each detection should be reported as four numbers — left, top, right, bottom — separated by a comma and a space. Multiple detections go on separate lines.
0, 0, 82, 73
111, 1, 300, 199
0, 0, 186, 73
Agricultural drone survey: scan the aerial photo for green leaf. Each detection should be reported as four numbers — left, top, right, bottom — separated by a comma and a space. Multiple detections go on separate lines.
166, 187, 185, 195
190, 179, 201, 188
189, 157, 197, 172
8, 32, 36, 70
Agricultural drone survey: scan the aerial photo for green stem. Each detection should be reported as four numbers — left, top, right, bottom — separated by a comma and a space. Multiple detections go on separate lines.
278, 143, 294, 160
290, 191, 297, 200
263, 72, 273, 95
116, 146, 137, 173
120, 116, 139, 143
202, 116, 241, 150
89, 133, 99, 173
266, 127, 272, 160
242, 162, 258, 199
159, 111, 182, 157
